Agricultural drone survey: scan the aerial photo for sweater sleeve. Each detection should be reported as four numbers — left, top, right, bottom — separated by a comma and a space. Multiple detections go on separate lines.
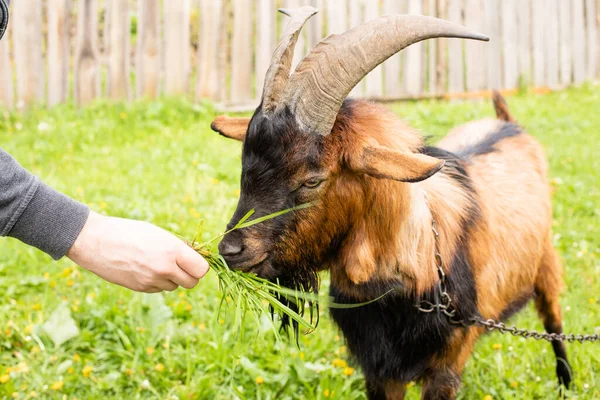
0, 148, 90, 260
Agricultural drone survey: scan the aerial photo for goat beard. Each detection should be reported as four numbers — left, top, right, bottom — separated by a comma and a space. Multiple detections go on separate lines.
268, 265, 321, 342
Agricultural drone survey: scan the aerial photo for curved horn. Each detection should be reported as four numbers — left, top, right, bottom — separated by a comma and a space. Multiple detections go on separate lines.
279, 15, 489, 135
260, 6, 317, 113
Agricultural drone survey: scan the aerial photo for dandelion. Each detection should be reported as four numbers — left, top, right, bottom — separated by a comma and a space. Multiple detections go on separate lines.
343, 367, 354, 376
50, 281, 57, 288
198, 323, 206, 331
218, 319, 225, 325
11, 392, 18, 398
68, 368, 75, 374
73, 354, 81, 362
589, 298, 595, 304
136, 327, 146, 333
125, 369, 133, 376
324, 389, 335, 398
61, 268, 71, 277
50, 381, 63, 391
32, 304, 41, 311
186, 304, 192, 311
82, 365, 93, 378
483, 395, 493, 400
335, 335, 340, 341
99, 202, 107, 209
67, 280, 74, 287
331, 358, 347, 368
299, 352, 305, 360
120, 112, 127, 119
510, 381, 518, 388
43, 273, 50, 280
211, 178, 220, 185
146, 347, 155, 355
29, 392, 37, 398
255, 376, 264, 385
492, 343, 502, 350
1, 374, 9, 383
154, 363, 165, 372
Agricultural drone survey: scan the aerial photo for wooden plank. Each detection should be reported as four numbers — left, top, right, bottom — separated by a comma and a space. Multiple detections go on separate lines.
383, 0, 402, 98
364, 0, 382, 98
12, 0, 44, 106
286, 0, 306, 72
464, 0, 486, 92
585, 0, 598, 79
545, 0, 560, 88
254, 0, 274, 98
137, 0, 160, 99
230, 0, 253, 101
572, 0, 586, 84
531, 0, 546, 87
306, 0, 323, 49
215, 0, 229, 104
558, 0, 572, 85
0, 29, 13, 107
326, 0, 347, 35
516, 0, 531, 84
74, 0, 100, 105
435, 0, 448, 94
484, 0, 501, 90
501, 0, 519, 89
164, 0, 191, 95
47, 0, 71, 106
105, 0, 130, 100
427, 0, 437, 95
349, 0, 364, 97
403, 0, 424, 96
447, 0, 463, 94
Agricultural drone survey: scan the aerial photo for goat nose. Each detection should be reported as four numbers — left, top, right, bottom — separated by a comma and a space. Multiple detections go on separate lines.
218, 237, 243, 257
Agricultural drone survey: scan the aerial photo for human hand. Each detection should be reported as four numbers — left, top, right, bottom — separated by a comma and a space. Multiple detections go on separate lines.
67, 211, 209, 292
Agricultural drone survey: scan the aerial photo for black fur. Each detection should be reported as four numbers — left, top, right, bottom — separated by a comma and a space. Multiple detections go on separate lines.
498, 290, 534, 322
329, 161, 481, 388
455, 123, 522, 159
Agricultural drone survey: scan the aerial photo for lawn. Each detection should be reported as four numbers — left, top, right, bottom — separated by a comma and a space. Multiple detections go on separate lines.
0, 86, 599, 400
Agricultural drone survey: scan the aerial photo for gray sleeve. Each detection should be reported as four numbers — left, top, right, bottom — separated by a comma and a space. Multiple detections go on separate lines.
1, 148, 90, 260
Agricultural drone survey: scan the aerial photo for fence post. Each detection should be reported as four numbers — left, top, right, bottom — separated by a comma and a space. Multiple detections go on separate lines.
254, 0, 274, 100
464, 0, 486, 92
74, 0, 100, 106
47, 0, 71, 106
501, 0, 519, 89
136, 0, 160, 99
517, 0, 531, 85
435, 0, 448, 94
572, 0, 586, 84
383, 0, 402, 98
0, 27, 12, 107
164, 0, 191, 96
484, 0, 501, 90
12, 0, 44, 107
349, 0, 364, 98
230, 0, 252, 103
447, 0, 464, 94
365, 0, 383, 98
403, 0, 423, 97
106, 0, 130, 100
585, 0, 598, 79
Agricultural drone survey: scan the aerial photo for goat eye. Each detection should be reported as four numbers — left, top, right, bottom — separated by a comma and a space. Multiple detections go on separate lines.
303, 178, 323, 188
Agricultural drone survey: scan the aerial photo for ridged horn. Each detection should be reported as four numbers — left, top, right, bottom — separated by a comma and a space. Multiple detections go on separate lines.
260, 6, 317, 113
279, 15, 489, 135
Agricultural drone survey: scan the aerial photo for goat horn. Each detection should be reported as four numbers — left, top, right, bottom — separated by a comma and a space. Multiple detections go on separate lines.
260, 6, 317, 114
279, 15, 489, 136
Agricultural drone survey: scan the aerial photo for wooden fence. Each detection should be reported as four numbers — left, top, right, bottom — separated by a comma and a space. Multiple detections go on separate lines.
0, 0, 599, 110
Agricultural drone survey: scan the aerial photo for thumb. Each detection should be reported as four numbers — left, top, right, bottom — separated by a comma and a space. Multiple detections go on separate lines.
176, 242, 209, 279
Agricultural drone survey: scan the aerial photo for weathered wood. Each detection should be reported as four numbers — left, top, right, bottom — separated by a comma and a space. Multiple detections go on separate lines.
585, 0, 598, 79
572, 0, 586, 84
349, 0, 364, 97
164, 0, 191, 95
74, 0, 100, 105
383, 0, 402, 97
545, 0, 560, 88
230, 0, 252, 101
464, 0, 486, 92
0, 30, 13, 107
531, 0, 546, 87
426, 0, 437, 95
47, 0, 71, 106
12, 0, 44, 106
484, 0, 501, 90
106, 0, 130, 100
558, 0, 572, 85
254, 0, 274, 98
306, 0, 323, 49
516, 0, 531, 84
365, 0, 382, 98
137, 0, 160, 99
447, 0, 463, 94
501, 0, 519, 89
403, 0, 423, 96
286, 0, 306, 71
215, 0, 229, 104
435, 0, 448, 94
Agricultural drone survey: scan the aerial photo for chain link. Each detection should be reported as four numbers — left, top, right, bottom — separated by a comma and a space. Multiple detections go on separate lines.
416, 190, 600, 344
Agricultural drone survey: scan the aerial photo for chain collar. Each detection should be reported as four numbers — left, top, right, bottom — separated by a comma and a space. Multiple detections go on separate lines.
414, 190, 600, 343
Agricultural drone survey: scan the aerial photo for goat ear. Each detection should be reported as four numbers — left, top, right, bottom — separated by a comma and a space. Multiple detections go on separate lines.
356, 144, 445, 182
210, 116, 251, 141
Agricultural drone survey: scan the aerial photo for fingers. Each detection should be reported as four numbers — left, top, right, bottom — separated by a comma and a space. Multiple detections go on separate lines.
175, 242, 210, 279
154, 280, 178, 292
169, 265, 200, 289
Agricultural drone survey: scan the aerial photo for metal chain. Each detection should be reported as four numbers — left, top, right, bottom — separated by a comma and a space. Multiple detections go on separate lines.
416, 190, 600, 344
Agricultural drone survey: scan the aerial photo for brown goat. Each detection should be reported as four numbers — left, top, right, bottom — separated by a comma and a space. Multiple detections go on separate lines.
212, 8, 570, 399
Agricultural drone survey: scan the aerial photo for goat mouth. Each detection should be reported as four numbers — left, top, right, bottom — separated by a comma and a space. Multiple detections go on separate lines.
228, 253, 269, 273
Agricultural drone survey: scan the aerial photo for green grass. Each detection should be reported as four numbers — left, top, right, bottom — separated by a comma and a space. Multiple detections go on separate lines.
0, 86, 599, 399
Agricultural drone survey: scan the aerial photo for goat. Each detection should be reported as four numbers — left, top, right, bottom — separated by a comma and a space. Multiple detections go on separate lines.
211, 7, 571, 399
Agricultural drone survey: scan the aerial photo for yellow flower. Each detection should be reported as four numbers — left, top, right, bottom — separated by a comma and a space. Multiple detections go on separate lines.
50, 381, 64, 390
331, 358, 347, 368
343, 367, 354, 376
67, 280, 74, 287
11, 392, 18, 398
120, 112, 127, 119
125, 369, 133, 376
32, 304, 41, 311
492, 343, 502, 350
24, 325, 34, 334
299, 352, 305, 360
589, 298, 596, 304
67, 367, 75, 374
234, 189, 241, 197
99, 202, 107, 209
73, 354, 81, 362
484, 395, 493, 400
146, 347, 155, 355
255, 376, 264, 385
72, 305, 78, 312
334, 335, 340, 341
154, 363, 165, 372
186, 304, 192, 311
199, 323, 206, 331
87, 292, 96, 300
29, 392, 37, 398
50, 281, 57, 288
43, 273, 50, 280
0, 374, 10, 383
324, 389, 335, 398
218, 319, 225, 325
82, 365, 93, 378
510, 381, 518, 388
61, 267, 71, 277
